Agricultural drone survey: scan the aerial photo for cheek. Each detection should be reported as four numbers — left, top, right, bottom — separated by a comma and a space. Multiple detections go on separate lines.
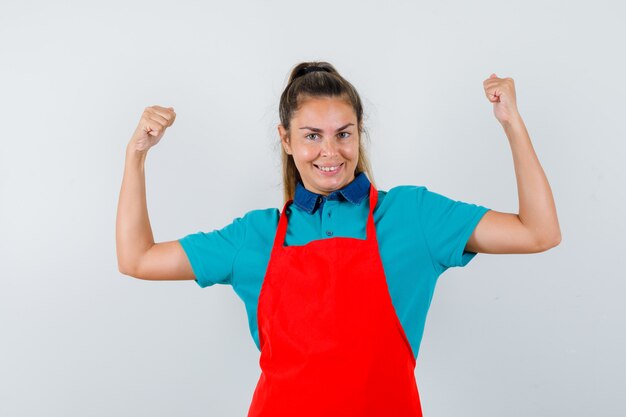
291, 149, 310, 169
342, 142, 359, 160
292, 144, 317, 165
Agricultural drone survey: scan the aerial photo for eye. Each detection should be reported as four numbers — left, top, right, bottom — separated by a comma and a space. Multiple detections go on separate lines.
305, 133, 320, 140
338, 132, 351, 139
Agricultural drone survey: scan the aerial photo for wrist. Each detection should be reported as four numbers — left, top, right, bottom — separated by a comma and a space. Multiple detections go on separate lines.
500, 112, 524, 130
501, 114, 528, 143
126, 142, 148, 164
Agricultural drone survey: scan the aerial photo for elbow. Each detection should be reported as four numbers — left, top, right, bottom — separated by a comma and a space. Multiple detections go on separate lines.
537, 230, 562, 252
118, 265, 133, 277
117, 260, 138, 278
116, 245, 155, 280
116, 247, 142, 278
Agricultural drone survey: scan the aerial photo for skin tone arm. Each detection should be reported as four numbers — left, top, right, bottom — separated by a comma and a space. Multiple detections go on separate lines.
465, 74, 561, 254
116, 105, 195, 280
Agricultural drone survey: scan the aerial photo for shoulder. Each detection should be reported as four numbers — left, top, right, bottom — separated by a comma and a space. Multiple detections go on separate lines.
375, 185, 428, 210
371, 185, 430, 229
379, 184, 479, 208
239, 207, 280, 233
381, 184, 429, 197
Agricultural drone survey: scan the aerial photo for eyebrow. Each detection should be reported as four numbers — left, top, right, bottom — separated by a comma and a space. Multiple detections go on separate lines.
298, 123, 355, 132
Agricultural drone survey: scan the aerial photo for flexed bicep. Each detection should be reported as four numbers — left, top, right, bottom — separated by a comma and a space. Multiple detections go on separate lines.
465, 210, 558, 254
125, 240, 196, 281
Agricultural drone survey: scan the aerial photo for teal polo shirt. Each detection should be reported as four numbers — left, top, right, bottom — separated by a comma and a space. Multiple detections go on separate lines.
178, 173, 490, 360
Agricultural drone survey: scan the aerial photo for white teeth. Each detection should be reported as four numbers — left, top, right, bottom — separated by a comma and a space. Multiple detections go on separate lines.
317, 165, 339, 172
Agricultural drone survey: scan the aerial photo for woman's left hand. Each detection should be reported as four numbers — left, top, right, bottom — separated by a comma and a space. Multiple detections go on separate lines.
483, 73, 520, 125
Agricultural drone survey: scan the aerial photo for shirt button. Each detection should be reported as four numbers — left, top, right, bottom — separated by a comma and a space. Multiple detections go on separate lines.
326, 230, 333, 236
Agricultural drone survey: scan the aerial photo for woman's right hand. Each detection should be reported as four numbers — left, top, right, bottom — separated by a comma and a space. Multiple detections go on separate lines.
128, 105, 177, 153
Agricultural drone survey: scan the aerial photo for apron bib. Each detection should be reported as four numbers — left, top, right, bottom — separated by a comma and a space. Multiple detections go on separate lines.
247, 184, 422, 417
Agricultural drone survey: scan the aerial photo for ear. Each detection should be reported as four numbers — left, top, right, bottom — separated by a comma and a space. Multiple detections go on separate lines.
278, 124, 292, 155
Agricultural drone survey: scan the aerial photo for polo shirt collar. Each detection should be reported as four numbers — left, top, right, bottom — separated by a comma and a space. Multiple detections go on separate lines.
293, 172, 371, 214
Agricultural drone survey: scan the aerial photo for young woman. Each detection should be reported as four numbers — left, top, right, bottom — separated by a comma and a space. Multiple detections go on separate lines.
116, 62, 561, 417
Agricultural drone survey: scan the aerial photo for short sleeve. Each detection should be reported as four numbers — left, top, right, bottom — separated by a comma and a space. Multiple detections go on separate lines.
177, 216, 247, 288
418, 187, 490, 271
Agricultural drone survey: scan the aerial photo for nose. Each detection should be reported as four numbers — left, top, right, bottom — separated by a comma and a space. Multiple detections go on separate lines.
320, 138, 338, 157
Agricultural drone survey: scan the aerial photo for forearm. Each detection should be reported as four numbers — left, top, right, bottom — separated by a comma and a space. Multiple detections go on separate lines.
115, 145, 155, 274
502, 114, 561, 246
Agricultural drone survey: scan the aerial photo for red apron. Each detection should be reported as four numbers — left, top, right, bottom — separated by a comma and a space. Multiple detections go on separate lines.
247, 184, 423, 417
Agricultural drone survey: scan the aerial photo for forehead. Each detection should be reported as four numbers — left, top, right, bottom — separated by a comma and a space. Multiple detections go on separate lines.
292, 96, 356, 126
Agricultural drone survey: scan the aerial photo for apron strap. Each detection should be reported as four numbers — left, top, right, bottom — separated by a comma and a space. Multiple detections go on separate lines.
273, 199, 293, 249
365, 183, 378, 241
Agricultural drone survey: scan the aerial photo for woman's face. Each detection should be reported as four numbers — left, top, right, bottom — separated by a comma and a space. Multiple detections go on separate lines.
279, 96, 359, 196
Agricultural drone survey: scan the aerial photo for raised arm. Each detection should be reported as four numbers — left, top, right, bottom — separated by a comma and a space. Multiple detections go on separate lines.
465, 74, 561, 254
116, 105, 195, 281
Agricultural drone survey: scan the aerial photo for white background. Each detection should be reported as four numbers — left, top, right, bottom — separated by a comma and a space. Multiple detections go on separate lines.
1, 0, 624, 416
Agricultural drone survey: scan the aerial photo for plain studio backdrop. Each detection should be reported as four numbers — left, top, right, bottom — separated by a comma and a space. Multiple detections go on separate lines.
1, 0, 624, 416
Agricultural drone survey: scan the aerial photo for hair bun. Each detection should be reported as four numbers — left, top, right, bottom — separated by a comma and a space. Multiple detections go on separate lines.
295, 66, 328, 78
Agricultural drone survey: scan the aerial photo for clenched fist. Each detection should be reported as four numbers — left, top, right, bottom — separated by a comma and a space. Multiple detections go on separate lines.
128, 105, 177, 153
483, 74, 520, 125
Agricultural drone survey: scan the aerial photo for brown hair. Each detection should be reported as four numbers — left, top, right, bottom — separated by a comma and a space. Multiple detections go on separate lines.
278, 61, 375, 203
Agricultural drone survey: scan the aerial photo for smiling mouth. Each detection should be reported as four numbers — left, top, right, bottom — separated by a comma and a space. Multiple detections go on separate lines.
314, 163, 344, 172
